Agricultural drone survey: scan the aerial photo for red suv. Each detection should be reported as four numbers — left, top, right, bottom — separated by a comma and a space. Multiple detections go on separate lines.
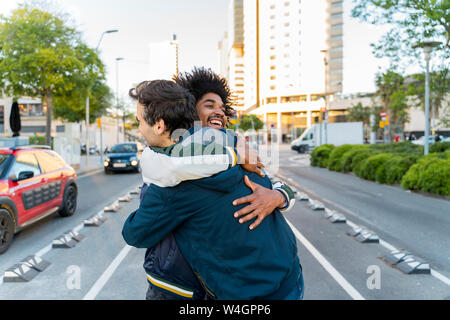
0, 146, 78, 254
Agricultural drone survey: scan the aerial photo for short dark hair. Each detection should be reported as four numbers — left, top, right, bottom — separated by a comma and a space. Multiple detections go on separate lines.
129, 80, 198, 135
173, 67, 235, 120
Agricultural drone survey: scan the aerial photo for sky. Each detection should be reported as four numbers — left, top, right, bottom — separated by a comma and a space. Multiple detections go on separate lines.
1, 0, 402, 108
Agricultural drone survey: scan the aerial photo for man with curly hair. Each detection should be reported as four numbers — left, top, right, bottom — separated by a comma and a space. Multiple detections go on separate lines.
130, 68, 299, 300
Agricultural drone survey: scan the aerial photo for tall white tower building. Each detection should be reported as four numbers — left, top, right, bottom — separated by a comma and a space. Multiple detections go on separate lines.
148, 34, 179, 80
242, 0, 344, 142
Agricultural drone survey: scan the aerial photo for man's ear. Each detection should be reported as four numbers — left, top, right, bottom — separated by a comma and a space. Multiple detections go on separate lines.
155, 119, 167, 135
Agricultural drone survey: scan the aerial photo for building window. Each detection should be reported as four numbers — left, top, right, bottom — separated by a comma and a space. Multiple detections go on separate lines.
310, 94, 324, 101
331, 23, 343, 30
270, 55, 276, 60
270, 15, 276, 20
266, 97, 278, 104
270, 65, 276, 70
270, 75, 276, 80
270, 85, 276, 90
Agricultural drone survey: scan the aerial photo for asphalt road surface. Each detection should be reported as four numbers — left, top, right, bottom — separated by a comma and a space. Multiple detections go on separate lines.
0, 145, 449, 300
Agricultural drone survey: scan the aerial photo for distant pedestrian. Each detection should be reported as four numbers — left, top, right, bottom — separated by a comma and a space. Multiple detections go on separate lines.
435, 133, 441, 142
394, 135, 400, 143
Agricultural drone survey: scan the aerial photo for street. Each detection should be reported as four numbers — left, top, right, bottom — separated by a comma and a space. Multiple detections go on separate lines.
0, 146, 449, 300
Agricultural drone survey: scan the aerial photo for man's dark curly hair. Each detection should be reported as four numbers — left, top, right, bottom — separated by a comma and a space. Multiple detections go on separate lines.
129, 80, 198, 135
173, 67, 235, 120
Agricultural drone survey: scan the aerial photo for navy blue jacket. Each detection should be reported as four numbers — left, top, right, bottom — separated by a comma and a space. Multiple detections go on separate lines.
140, 183, 206, 299
123, 166, 301, 299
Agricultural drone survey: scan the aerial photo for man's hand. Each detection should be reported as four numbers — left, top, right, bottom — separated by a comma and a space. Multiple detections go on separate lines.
235, 134, 265, 178
233, 175, 286, 230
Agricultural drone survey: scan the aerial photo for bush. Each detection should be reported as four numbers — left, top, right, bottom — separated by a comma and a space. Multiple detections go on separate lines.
401, 154, 450, 195
377, 155, 418, 185
327, 144, 355, 172
339, 145, 370, 172
430, 141, 450, 153
370, 141, 423, 156
357, 153, 391, 181
29, 136, 46, 145
352, 149, 376, 176
419, 159, 450, 195
310, 144, 335, 168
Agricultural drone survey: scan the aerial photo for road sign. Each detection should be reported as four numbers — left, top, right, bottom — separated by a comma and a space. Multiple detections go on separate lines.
380, 121, 385, 128
380, 110, 387, 117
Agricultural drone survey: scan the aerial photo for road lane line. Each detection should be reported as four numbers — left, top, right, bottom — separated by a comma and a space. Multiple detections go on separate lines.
281, 173, 450, 288
83, 244, 132, 300
285, 219, 366, 300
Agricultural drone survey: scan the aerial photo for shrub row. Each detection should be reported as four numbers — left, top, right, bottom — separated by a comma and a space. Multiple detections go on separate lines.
310, 142, 450, 196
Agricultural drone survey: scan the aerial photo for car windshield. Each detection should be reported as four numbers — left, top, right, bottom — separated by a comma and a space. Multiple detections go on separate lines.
109, 144, 137, 153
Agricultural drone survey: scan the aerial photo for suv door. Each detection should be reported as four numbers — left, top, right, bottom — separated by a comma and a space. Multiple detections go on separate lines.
34, 150, 65, 210
8, 151, 44, 225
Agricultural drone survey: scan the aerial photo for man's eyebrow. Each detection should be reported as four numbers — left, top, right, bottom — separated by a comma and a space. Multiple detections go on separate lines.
202, 99, 224, 106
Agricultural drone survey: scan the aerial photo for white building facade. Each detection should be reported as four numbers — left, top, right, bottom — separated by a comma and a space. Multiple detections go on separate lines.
241, 0, 344, 142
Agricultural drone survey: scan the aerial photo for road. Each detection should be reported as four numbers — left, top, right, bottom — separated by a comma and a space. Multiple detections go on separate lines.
0, 145, 449, 300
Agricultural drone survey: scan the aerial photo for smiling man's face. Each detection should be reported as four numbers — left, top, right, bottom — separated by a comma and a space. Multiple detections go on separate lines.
196, 92, 227, 130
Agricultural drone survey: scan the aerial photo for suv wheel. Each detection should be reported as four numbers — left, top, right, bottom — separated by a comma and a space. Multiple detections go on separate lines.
59, 184, 77, 217
0, 209, 14, 254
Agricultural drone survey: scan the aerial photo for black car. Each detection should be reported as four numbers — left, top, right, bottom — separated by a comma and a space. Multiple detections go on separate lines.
103, 142, 144, 174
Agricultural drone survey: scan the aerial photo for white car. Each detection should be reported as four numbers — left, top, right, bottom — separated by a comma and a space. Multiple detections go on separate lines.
412, 135, 444, 145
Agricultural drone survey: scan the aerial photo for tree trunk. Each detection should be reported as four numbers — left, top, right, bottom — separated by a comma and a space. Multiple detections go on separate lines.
45, 89, 52, 147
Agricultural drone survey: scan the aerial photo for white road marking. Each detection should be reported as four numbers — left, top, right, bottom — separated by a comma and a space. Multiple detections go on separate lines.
286, 219, 366, 300
281, 173, 450, 288
83, 244, 132, 300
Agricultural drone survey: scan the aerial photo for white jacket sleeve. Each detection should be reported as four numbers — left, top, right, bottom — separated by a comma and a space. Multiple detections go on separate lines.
140, 146, 238, 187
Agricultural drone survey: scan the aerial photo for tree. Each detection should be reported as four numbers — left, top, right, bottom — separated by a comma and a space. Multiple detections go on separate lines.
0, 5, 107, 145
237, 115, 264, 132
406, 69, 450, 129
375, 69, 409, 139
351, 0, 449, 63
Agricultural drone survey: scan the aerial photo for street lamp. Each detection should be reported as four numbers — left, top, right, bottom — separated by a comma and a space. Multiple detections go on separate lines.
413, 41, 441, 155
115, 57, 125, 144
86, 29, 118, 167
320, 49, 328, 145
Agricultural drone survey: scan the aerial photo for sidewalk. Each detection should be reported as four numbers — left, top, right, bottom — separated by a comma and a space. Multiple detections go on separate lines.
76, 155, 104, 176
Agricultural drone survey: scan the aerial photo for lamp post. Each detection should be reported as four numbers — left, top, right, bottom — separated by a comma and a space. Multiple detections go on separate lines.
413, 41, 440, 155
85, 29, 118, 167
321, 49, 328, 145
115, 57, 125, 144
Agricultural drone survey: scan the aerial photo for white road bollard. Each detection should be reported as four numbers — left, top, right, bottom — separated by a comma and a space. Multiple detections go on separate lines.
118, 194, 132, 202
21, 255, 51, 272
328, 213, 347, 224
355, 229, 379, 243
52, 234, 77, 248
346, 225, 365, 237
84, 215, 104, 227
3, 263, 40, 282
297, 192, 309, 201
104, 200, 121, 212
64, 230, 85, 243
308, 199, 325, 211
396, 257, 431, 275
383, 250, 414, 265
322, 208, 336, 219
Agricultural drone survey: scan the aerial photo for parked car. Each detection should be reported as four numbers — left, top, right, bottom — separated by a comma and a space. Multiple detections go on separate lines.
0, 145, 78, 254
411, 135, 444, 145
103, 142, 144, 174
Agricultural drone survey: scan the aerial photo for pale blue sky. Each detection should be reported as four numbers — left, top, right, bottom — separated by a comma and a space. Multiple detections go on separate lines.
1, 0, 404, 106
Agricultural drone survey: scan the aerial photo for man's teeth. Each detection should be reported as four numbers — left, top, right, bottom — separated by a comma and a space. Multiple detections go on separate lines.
210, 120, 222, 126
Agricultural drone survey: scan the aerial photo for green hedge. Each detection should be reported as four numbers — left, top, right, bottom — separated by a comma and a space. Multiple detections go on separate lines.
310, 144, 335, 168
327, 144, 355, 172
401, 153, 450, 195
377, 155, 418, 185
308, 142, 449, 196
357, 153, 391, 181
430, 141, 450, 153
339, 145, 370, 172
